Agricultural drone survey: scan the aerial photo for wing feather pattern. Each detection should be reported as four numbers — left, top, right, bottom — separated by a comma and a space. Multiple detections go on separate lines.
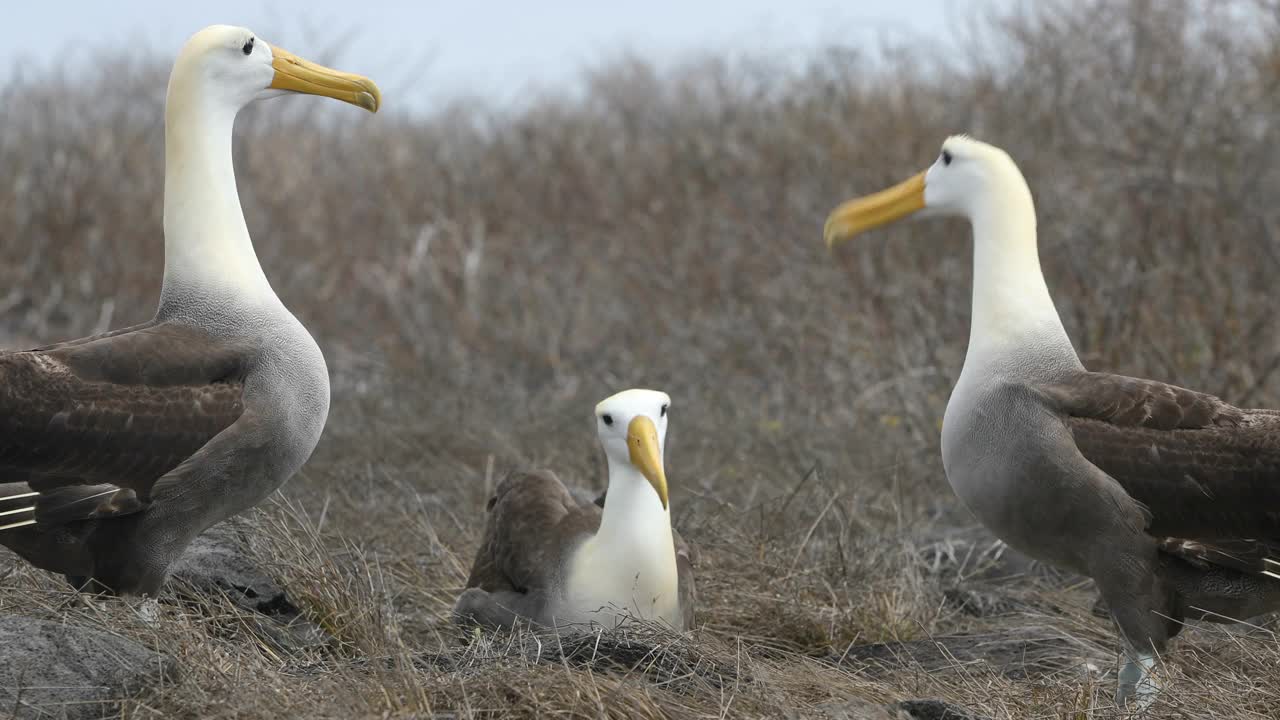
0, 322, 246, 529
1037, 371, 1280, 580
463, 469, 594, 595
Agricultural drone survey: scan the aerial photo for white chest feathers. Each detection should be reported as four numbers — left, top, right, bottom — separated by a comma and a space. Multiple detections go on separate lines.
558, 531, 683, 631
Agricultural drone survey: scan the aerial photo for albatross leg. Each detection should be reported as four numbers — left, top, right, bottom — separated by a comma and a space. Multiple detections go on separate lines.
1090, 538, 1172, 711
1116, 650, 1158, 710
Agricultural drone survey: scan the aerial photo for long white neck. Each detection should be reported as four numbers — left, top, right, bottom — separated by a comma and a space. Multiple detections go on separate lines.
159, 72, 277, 315
964, 172, 1079, 374
597, 455, 673, 544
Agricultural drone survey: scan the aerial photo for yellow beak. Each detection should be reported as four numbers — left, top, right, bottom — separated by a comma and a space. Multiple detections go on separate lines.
627, 415, 669, 510
269, 46, 382, 113
823, 171, 926, 248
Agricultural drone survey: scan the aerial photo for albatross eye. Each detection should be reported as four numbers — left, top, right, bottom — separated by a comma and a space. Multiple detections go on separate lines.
941, 150, 953, 166
242, 38, 255, 56
602, 414, 614, 426
660, 404, 668, 417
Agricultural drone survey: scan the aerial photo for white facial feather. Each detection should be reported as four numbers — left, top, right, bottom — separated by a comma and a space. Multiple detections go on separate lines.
594, 388, 671, 463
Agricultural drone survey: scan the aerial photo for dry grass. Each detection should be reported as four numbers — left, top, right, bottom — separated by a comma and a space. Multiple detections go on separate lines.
3, 0, 1280, 717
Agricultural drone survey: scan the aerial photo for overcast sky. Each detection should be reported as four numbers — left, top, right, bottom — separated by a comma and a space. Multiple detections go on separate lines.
4, 1, 1001, 108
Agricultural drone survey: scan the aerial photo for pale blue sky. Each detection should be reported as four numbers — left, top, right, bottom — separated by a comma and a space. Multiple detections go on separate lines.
5, 1, 1001, 108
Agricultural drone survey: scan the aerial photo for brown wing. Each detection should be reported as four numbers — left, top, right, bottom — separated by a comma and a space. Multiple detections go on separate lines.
0, 321, 247, 527
1037, 371, 1280, 541
462, 469, 599, 594
1037, 371, 1243, 430
674, 525, 697, 630
2, 405, 282, 591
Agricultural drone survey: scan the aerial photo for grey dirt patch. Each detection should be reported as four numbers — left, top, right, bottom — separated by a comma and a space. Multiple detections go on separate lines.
168, 519, 295, 615
0, 615, 177, 720
833, 625, 1107, 682
892, 699, 989, 720
814, 697, 987, 720
167, 519, 330, 652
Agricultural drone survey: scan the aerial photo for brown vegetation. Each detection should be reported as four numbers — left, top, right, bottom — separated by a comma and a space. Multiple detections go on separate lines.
2, 0, 1280, 716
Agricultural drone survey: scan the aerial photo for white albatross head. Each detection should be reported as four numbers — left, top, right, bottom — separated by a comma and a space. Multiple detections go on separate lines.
595, 389, 672, 510
821, 135, 1077, 372
823, 135, 1031, 246
158, 25, 381, 311
169, 25, 381, 114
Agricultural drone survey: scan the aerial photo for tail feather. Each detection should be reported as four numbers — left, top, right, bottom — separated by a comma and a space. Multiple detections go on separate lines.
1160, 537, 1280, 581
35, 485, 144, 525
0, 488, 36, 530
0, 517, 36, 531
0, 483, 144, 531
0, 490, 38, 504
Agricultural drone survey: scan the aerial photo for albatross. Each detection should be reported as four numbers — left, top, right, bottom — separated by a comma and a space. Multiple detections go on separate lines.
454, 389, 696, 632
0, 25, 380, 595
823, 135, 1280, 709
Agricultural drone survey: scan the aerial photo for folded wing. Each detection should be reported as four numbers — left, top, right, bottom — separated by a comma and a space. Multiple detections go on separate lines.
1037, 371, 1280, 574
0, 321, 246, 529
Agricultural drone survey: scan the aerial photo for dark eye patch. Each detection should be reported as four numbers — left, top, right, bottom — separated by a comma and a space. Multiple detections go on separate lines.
660, 404, 668, 417
242, 37, 255, 56
602, 413, 614, 426
941, 150, 953, 166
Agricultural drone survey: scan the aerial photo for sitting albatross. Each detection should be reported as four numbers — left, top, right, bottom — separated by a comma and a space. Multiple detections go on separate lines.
824, 135, 1280, 709
454, 389, 696, 632
0, 25, 380, 594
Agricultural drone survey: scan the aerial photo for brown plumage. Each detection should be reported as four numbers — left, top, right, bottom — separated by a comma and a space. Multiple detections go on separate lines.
0, 321, 247, 529
1038, 371, 1244, 430
1041, 371, 1280, 554
0, 315, 310, 595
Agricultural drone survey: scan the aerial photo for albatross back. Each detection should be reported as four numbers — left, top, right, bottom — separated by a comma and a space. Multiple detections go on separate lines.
1, 321, 247, 490
1042, 370, 1280, 553
0, 320, 249, 583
